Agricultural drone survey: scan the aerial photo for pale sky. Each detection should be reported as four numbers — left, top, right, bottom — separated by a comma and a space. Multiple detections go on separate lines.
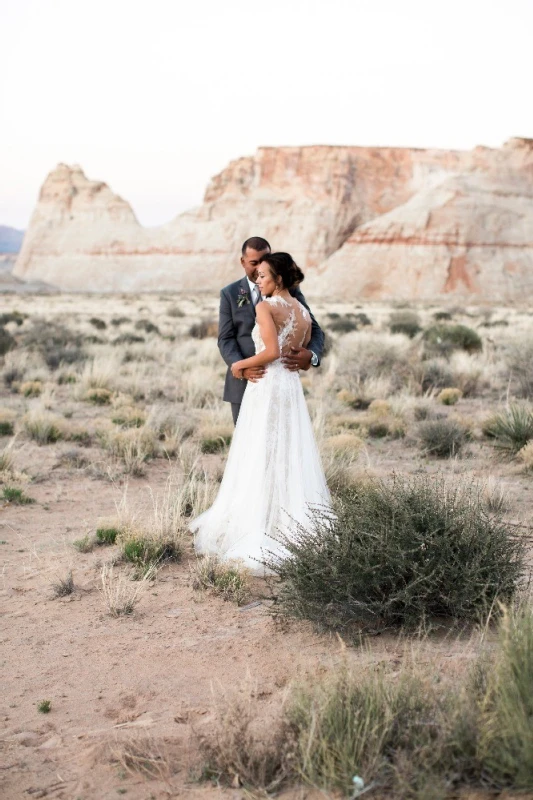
1, 0, 532, 230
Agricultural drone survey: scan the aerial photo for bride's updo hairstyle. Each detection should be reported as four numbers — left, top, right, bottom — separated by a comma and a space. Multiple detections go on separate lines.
259, 252, 304, 290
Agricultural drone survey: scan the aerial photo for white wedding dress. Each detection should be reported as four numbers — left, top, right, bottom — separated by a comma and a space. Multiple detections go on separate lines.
190, 296, 331, 573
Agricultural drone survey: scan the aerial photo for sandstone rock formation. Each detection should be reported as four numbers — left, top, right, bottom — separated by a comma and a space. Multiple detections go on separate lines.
14, 139, 533, 299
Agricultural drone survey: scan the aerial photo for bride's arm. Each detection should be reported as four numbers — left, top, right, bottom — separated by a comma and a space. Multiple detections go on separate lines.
231, 303, 280, 378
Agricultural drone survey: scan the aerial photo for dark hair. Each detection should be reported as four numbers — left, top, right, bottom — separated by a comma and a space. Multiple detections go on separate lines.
242, 236, 271, 255
259, 252, 304, 290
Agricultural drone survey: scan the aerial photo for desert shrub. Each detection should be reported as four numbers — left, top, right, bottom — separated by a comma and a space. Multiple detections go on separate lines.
201, 435, 232, 454
419, 358, 455, 393
437, 387, 462, 406
482, 404, 533, 454
73, 534, 95, 552
167, 306, 185, 318
0, 326, 16, 356
338, 331, 412, 388
327, 316, 359, 334
20, 319, 86, 370
263, 475, 524, 632
418, 417, 470, 457
0, 310, 27, 326
111, 316, 131, 326
57, 371, 77, 385
20, 380, 42, 397
192, 555, 250, 605
135, 319, 160, 335
0, 408, 15, 436
38, 700, 52, 714
113, 333, 145, 345
389, 310, 421, 338
2, 486, 35, 505
423, 324, 482, 356
188, 319, 218, 339
506, 340, 533, 399
89, 317, 107, 330
433, 310, 453, 321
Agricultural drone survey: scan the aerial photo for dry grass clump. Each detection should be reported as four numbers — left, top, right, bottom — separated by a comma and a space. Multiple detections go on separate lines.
483, 477, 509, 513
22, 410, 64, 444
198, 678, 290, 791
201, 609, 533, 795
192, 555, 250, 605
79, 354, 120, 393
418, 417, 470, 458
99, 563, 154, 615
188, 319, 218, 339
483, 404, 533, 455
98, 426, 159, 475
51, 570, 74, 597
111, 403, 146, 428
336, 331, 414, 396
263, 474, 525, 633
109, 735, 172, 781
518, 441, 533, 472
505, 339, 533, 398
19, 380, 42, 397
437, 387, 462, 406
320, 433, 364, 492
85, 387, 113, 405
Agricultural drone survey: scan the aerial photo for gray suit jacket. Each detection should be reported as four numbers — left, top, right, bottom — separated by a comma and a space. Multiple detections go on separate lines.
218, 276, 325, 404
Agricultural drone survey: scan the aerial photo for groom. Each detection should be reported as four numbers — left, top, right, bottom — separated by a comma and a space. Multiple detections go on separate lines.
218, 236, 325, 424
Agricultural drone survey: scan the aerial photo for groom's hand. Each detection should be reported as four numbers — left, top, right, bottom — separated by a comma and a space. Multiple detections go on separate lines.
243, 366, 266, 383
282, 347, 312, 371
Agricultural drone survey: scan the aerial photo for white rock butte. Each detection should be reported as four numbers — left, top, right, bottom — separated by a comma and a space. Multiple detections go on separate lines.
14, 139, 533, 298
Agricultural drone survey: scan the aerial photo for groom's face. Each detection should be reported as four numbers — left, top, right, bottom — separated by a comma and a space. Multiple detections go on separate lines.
241, 247, 270, 282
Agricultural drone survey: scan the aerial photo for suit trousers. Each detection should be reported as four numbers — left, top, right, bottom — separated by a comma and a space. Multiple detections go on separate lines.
231, 403, 241, 426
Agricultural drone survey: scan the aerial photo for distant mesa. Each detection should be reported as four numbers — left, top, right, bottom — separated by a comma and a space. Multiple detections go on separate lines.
0, 225, 25, 254
13, 139, 533, 299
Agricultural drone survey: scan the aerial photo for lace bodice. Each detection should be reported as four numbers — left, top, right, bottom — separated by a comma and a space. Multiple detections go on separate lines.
252, 296, 311, 359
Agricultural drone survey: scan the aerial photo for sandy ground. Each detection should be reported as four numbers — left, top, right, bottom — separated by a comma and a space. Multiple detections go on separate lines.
1, 291, 533, 798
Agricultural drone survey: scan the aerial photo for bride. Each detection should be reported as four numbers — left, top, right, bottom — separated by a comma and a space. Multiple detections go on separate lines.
190, 252, 331, 571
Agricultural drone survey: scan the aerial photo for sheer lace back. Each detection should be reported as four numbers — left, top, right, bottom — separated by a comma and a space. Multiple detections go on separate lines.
252, 296, 311, 359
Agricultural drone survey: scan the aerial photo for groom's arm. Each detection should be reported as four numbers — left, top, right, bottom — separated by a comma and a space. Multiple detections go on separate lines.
218, 288, 244, 368
293, 287, 325, 362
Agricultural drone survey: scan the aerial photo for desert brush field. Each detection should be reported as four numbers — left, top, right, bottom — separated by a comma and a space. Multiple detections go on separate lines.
1, 291, 532, 800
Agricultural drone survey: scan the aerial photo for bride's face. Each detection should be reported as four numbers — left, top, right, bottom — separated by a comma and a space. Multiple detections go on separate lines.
256, 263, 282, 297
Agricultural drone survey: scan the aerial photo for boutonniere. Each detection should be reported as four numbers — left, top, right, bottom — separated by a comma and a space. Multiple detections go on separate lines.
237, 287, 251, 307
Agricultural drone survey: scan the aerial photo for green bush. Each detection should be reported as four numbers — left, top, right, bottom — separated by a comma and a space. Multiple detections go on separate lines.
0, 311, 27, 326
263, 475, 524, 632
112, 333, 145, 345
89, 317, 107, 330
96, 527, 119, 545
483, 404, 533, 454
2, 486, 35, 505
121, 534, 181, 567
418, 417, 469, 457
135, 319, 160, 335
423, 324, 482, 356
0, 420, 14, 436
389, 310, 421, 338
327, 316, 359, 334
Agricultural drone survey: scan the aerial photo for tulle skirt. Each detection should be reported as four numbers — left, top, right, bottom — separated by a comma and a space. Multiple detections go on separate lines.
189, 360, 331, 573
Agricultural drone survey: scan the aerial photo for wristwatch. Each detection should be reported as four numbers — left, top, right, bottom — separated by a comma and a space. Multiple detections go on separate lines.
310, 351, 319, 367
